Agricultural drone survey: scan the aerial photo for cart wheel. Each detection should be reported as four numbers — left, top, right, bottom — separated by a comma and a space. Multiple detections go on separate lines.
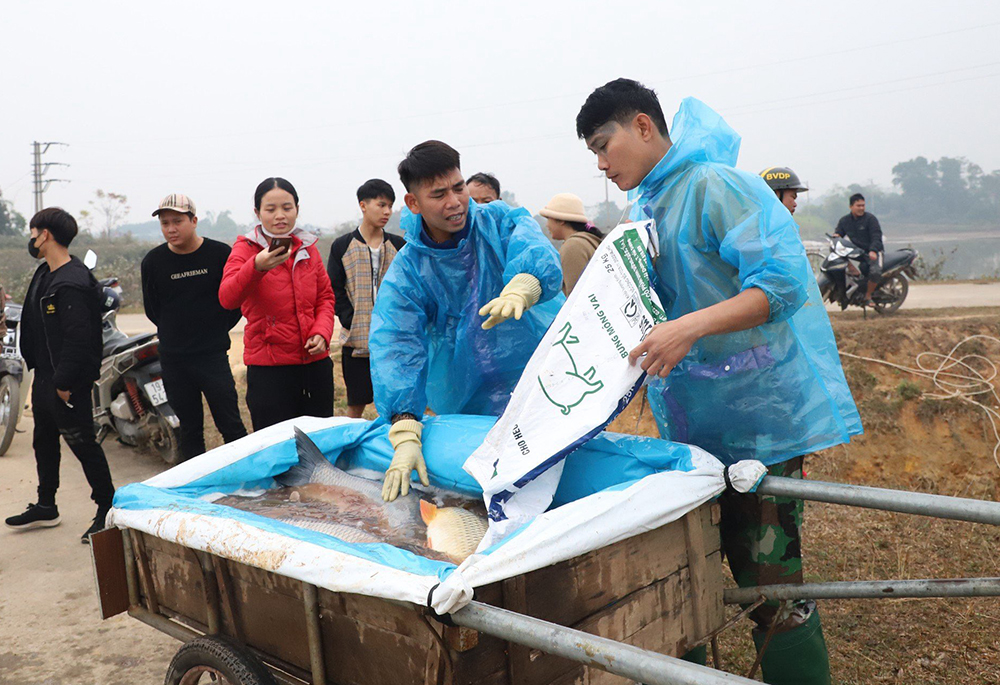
164, 636, 277, 685
154, 414, 182, 465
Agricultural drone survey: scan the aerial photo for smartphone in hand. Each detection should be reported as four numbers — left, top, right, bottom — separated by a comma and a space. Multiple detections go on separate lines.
269, 236, 292, 253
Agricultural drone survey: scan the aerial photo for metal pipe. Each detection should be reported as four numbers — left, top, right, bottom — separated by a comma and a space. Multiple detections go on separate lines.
301, 583, 326, 685
129, 606, 199, 642
725, 577, 1000, 605
450, 601, 759, 685
757, 476, 1000, 526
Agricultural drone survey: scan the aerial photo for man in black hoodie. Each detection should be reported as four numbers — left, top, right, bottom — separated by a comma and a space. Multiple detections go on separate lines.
5, 207, 115, 543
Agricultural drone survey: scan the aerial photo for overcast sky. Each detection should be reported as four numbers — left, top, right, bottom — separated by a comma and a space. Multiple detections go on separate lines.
1, 0, 998, 229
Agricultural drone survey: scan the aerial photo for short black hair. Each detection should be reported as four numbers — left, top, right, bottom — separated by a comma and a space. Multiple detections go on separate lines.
576, 78, 669, 140
357, 179, 396, 204
398, 140, 461, 192
466, 172, 500, 197
29, 207, 78, 247
254, 177, 299, 211
850, 193, 865, 206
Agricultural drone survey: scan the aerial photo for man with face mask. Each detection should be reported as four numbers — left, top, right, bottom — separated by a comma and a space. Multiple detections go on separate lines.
5, 207, 115, 544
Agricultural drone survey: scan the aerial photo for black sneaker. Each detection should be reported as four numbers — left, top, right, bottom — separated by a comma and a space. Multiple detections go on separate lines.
5, 503, 61, 531
81, 505, 112, 544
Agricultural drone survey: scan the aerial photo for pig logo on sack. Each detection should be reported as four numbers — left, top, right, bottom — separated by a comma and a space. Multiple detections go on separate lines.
537, 322, 604, 415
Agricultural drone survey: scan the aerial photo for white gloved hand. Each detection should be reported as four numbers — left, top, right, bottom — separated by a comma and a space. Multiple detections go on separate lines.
478, 274, 543, 330
382, 419, 429, 501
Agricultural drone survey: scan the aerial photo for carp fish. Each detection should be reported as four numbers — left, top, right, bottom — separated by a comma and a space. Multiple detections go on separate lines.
276, 427, 423, 531
269, 427, 489, 562
420, 500, 489, 563
278, 517, 381, 544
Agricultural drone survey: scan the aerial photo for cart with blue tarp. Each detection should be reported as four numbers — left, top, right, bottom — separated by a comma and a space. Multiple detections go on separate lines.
91, 415, 1000, 684
91, 415, 771, 685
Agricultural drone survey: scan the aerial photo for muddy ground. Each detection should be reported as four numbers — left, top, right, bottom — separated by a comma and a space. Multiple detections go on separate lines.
0, 418, 177, 684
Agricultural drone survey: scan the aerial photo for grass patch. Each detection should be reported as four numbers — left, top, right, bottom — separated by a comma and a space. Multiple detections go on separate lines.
859, 395, 905, 433
897, 379, 922, 401
843, 364, 878, 397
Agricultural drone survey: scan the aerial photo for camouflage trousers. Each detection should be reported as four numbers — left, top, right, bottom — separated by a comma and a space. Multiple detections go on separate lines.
718, 456, 817, 633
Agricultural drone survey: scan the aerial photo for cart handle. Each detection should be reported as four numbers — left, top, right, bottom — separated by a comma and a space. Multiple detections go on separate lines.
449, 600, 758, 685
757, 475, 1000, 525
725, 577, 1000, 605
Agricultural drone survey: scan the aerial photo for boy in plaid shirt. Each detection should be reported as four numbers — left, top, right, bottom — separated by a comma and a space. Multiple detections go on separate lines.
327, 179, 405, 418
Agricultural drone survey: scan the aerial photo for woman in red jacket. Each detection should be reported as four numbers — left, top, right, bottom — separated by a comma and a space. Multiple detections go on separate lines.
220, 177, 335, 430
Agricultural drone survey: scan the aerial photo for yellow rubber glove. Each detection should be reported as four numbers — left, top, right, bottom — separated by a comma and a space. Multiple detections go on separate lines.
382, 419, 429, 501
478, 274, 543, 330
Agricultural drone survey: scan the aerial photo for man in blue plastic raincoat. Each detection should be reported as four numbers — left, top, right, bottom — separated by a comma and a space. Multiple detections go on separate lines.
576, 79, 862, 684
370, 140, 563, 502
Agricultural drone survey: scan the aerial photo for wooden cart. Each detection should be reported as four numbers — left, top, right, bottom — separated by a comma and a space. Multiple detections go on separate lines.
91, 502, 738, 685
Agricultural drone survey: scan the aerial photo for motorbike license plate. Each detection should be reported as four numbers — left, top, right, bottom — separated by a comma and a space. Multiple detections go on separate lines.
1, 346, 17, 360
144, 379, 168, 406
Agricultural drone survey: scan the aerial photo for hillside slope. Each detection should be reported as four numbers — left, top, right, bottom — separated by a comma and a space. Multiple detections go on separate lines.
610, 308, 1000, 683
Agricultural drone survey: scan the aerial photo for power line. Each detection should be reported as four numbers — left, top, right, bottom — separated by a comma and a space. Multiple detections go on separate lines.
725, 70, 1000, 119
655, 20, 1000, 86
69, 60, 1000, 181
68, 65, 1000, 186
73, 20, 1000, 148
721, 60, 1000, 114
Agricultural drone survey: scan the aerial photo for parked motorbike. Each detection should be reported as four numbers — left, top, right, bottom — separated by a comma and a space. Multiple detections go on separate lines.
0, 298, 31, 456
815, 235, 918, 314
85, 251, 182, 464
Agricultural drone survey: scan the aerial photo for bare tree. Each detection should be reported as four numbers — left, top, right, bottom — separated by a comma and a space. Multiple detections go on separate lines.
80, 189, 130, 240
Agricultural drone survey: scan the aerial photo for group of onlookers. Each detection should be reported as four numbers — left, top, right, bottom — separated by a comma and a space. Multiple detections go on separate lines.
1, 169, 604, 538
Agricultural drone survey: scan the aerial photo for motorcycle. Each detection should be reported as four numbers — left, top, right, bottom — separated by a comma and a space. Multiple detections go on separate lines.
84, 251, 182, 464
815, 235, 918, 315
0, 298, 31, 456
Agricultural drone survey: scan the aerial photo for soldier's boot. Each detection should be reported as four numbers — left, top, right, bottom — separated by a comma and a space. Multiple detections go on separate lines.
679, 645, 707, 665
752, 610, 831, 685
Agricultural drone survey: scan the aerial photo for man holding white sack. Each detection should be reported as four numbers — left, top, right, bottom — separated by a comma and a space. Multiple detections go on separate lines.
370, 141, 564, 502
575, 79, 862, 684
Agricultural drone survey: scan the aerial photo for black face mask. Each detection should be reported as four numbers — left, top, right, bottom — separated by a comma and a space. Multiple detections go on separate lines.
28, 234, 42, 259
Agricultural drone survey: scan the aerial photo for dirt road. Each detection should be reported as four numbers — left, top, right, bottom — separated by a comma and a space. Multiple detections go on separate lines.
114, 282, 998, 339
821, 280, 999, 312
896, 281, 1000, 309
0, 416, 177, 684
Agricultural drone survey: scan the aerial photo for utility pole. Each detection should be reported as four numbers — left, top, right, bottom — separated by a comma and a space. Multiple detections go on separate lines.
595, 173, 609, 205
31, 141, 70, 213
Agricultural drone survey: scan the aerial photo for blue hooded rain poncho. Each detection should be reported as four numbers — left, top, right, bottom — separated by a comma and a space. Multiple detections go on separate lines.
370, 199, 563, 420
630, 98, 862, 466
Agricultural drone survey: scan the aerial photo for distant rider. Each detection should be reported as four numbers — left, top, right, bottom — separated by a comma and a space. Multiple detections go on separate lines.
835, 193, 883, 307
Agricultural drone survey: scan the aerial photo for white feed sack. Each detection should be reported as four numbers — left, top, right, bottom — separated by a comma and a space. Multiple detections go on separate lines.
465, 219, 666, 548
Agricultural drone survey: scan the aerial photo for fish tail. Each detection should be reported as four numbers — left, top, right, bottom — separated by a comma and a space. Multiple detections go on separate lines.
419, 499, 438, 525
275, 426, 328, 487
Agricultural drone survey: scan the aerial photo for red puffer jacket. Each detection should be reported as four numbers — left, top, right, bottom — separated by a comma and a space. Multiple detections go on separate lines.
220, 233, 335, 366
